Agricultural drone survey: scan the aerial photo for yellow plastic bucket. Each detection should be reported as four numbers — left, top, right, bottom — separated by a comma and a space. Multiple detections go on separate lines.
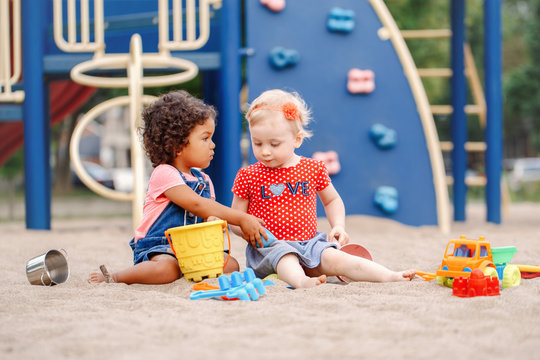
165, 220, 231, 282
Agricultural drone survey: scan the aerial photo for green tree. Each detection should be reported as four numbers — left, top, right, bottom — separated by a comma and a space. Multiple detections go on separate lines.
504, 0, 540, 157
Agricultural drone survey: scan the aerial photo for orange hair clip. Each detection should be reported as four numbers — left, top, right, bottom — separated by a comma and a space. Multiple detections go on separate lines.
249, 102, 299, 121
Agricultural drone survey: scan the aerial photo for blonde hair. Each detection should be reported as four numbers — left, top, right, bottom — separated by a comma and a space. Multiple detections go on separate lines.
245, 89, 313, 139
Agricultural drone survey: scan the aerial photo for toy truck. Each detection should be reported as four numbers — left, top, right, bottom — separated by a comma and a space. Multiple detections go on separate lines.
436, 235, 521, 289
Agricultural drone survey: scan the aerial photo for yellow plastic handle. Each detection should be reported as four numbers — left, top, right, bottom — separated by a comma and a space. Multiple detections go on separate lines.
515, 264, 540, 273
165, 231, 177, 257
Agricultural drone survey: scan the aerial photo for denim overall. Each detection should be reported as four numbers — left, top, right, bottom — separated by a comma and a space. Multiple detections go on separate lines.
129, 168, 210, 264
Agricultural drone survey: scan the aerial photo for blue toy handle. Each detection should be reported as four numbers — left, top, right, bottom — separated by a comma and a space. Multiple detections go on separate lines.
257, 228, 277, 248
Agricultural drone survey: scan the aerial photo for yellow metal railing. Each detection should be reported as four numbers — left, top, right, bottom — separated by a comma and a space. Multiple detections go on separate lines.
0, 0, 24, 103
400, 24, 510, 215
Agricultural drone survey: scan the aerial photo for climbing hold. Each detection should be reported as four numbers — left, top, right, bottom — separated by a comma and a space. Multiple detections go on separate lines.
269, 47, 299, 69
369, 123, 397, 150
373, 186, 399, 215
377, 27, 391, 40
260, 0, 286, 12
327, 7, 355, 33
312, 151, 341, 175
347, 68, 375, 94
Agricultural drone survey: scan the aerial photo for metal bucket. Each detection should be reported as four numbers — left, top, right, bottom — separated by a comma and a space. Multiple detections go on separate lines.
26, 249, 70, 286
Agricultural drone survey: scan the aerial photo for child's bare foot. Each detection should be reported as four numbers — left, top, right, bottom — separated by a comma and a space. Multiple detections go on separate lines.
297, 275, 327, 288
88, 265, 116, 283
395, 270, 416, 281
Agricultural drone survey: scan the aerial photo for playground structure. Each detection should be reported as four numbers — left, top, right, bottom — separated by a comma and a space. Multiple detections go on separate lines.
0, 0, 503, 233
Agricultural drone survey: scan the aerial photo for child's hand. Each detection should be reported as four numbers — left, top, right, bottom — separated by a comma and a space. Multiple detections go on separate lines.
328, 225, 349, 246
239, 214, 268, 248
206, 216, 220, 222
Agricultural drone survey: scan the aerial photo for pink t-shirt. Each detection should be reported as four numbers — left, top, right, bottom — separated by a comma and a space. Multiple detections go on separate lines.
232, 157, 331, 241
134, 164, 215, 241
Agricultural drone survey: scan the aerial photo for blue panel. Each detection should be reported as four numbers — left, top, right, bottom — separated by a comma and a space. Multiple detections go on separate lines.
246, 0, 438, 226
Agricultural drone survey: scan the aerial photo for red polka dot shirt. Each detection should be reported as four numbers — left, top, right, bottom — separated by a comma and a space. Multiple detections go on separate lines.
232, 157, 331, 241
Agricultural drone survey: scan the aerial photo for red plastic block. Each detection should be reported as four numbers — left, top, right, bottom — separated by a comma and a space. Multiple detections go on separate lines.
452, 269, 500, 297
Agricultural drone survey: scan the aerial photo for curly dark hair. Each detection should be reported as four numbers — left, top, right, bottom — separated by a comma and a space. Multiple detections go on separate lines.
140, 90, 217, 167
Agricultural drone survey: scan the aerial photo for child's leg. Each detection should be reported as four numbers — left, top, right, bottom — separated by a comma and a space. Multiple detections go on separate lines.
276, 253, 327, 289
223, 253, 240, 273
89, 252, 240, 284
88, 254, 181, 285
317, 248, 415, 282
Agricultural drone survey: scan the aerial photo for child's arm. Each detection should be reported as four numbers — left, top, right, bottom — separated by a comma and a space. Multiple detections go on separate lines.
164, 185, 266, 244
318, 184, 349, 246
230, 194, 264, 248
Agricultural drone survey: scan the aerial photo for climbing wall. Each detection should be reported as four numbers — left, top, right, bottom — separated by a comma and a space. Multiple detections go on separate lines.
246, 0, 441, 226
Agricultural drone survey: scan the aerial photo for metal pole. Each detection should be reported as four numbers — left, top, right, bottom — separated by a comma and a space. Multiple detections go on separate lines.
450, 0, 467, 221
22, 0, 50, 229
484, 0, 502, 223
216, 0, 242, 205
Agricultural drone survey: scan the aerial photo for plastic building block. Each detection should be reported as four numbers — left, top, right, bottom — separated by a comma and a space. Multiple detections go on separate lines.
327, 7, 355, 33
260, 0, 285, 12
373, 186, 398, 214
369, 123, 396, 149
452, 269, 500, 297
312, 151, 341, 175
190, 268, 268, 301
257, 228, 277, 248
269, 47, 299, 69
347, 68, 375, 94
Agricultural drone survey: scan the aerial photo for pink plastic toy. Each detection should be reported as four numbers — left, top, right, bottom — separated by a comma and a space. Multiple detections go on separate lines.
260, 0, 286, 12
312, 151, 341, 175
347, 68, 375, 94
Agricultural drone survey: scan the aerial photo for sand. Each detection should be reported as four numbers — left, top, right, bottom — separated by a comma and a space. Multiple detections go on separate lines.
1, 200, 539, 360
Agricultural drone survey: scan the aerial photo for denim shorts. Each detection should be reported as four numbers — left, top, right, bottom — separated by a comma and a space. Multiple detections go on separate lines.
245, 231, 338, 279
129, 236, 175, 264
129, 236, 231, 265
